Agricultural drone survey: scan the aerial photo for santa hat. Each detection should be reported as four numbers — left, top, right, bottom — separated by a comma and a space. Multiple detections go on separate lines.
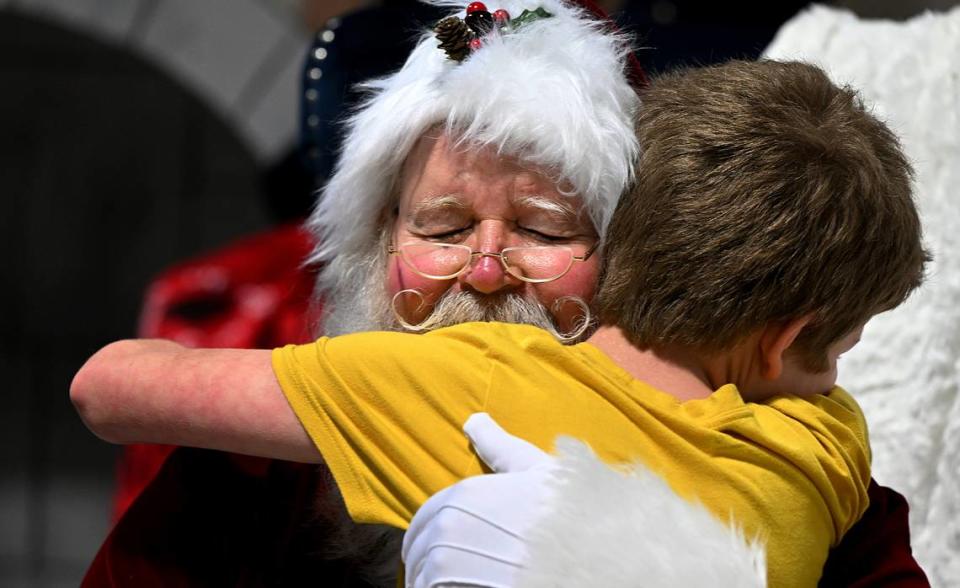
306, 0, 644, 280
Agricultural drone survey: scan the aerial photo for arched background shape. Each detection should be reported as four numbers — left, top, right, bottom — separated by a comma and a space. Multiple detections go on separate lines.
3, 0, 309, 161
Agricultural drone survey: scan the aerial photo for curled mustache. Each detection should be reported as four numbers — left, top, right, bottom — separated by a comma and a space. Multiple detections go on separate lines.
390, 289, 592, 343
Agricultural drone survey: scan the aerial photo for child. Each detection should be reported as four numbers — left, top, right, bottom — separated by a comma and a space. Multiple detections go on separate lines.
72, 59, 928, 587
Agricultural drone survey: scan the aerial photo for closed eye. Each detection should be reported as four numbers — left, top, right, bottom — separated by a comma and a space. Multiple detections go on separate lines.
519, 227, 573, 243
413, 227, 470, 242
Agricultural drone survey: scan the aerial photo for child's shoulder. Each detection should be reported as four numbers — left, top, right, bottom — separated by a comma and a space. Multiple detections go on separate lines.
763, 386, 870, 455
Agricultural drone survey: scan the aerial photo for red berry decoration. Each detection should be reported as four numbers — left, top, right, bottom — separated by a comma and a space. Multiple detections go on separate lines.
469, 37, 483, 51
466, 2, 487, 14
493, 8, 510, 24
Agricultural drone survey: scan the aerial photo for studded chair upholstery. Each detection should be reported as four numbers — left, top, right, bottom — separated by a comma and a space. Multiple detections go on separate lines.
301, 2, 446, 188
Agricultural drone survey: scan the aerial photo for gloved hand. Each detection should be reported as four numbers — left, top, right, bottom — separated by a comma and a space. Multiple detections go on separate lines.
401, 413, 557, 588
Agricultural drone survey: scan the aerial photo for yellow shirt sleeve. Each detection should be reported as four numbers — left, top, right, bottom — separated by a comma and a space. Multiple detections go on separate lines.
709, 387, 871, 569
765, 387, 872, 540
272, 328, 493, 528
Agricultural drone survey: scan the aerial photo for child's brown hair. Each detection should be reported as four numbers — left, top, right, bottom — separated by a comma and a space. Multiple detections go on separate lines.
598, 60, 929, 371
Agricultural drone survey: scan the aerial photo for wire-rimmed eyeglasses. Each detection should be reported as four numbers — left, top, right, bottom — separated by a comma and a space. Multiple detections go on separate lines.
387, 241, 599, 284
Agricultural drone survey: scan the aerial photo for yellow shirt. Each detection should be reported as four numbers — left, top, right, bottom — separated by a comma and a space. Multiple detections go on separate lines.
273, 322, 871, 588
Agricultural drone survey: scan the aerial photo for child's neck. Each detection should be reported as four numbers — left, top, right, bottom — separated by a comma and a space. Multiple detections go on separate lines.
585, 325, 758, 402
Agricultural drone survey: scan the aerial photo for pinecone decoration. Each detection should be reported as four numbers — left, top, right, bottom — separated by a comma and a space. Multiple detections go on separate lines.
435, 16, 473, 62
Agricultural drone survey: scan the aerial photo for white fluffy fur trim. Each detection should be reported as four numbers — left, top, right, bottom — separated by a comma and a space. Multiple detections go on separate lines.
307, 0, 640, 289
516, 438, 767, 588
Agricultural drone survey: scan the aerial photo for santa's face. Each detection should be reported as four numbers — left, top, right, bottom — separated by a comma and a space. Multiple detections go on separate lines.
387, 130, 600, 334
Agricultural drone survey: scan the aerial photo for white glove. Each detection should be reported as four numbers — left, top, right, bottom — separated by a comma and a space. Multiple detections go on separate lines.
401, 413, 556, 588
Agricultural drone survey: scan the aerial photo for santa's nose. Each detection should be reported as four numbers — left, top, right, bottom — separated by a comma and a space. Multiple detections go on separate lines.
459, 221, 520, 294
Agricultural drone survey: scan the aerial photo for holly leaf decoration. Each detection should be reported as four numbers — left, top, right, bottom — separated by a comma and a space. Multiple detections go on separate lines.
509, 7, 553, 29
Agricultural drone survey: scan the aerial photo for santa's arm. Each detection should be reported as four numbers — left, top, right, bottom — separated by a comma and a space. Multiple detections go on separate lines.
403, 414, 767, 588
70, 339, 320, 463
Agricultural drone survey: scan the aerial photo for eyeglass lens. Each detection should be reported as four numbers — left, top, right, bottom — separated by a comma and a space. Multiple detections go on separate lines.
398, 243, 472, 279
398, 243, 577, 281
501, 247, 574, 281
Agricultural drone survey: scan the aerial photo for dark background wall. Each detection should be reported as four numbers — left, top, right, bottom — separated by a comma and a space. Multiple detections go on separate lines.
0, 13, 270, 586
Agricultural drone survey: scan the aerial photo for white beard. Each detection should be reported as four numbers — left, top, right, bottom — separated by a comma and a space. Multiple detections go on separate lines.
315, 232, 396, 337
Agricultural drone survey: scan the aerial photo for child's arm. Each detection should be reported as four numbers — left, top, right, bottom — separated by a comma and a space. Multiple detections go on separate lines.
70, 339, 321, 463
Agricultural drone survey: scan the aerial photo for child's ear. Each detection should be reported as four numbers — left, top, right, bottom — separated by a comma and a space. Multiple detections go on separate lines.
758, 315, 815, 380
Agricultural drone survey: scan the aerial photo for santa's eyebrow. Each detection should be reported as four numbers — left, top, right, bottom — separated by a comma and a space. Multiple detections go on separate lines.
408, 195, 469, 228
514, 195, 580, 223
